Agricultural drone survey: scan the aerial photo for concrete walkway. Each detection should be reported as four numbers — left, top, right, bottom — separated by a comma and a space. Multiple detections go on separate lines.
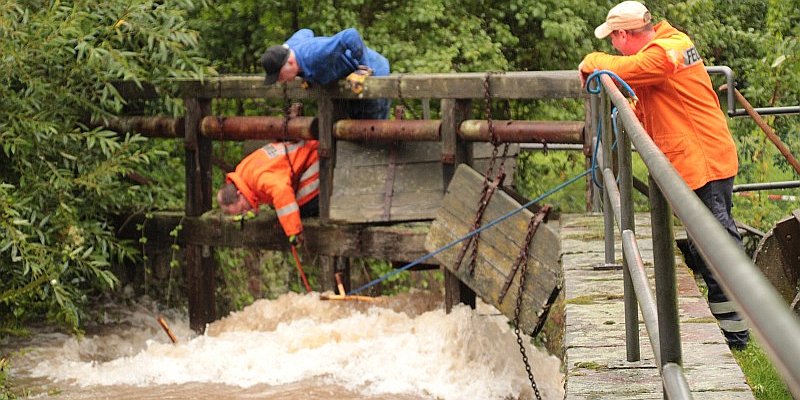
561, 213, 753, 399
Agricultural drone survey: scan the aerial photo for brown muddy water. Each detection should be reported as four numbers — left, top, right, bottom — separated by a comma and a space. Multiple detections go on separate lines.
1, 291, 564, 399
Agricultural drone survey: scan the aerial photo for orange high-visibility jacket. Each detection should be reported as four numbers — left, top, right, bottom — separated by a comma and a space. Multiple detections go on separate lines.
226, 140, 319, 237
581, 21, 738, 190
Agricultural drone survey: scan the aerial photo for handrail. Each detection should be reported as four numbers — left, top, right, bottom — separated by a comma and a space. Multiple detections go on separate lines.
604, 159, 689, 398
598, 73, 800, 398
706, 66, 800, 117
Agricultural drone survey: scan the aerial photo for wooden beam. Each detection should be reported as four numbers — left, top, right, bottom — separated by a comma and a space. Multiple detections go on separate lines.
115, 71, 585, 101
117, 211, 433, 263
440, 98, 476, 311
183, 98, 215, 333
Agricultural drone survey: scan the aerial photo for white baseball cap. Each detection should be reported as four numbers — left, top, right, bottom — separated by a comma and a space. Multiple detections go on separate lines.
594, 1, 652, 39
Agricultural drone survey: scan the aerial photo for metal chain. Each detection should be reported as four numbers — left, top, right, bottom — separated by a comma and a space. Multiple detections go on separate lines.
280, 83, 296, 181
453, 72, 504, 274
396, 73, 419, 120
510, 205, 551, 400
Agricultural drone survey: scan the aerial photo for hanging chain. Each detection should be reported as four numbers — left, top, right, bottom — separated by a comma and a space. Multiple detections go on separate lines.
510, 205, 551, 400
280, 83, 296, 181
396, 73, 419, 120
453, 72, 511, 276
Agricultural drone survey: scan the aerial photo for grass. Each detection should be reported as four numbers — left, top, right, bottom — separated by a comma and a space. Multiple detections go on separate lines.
733, 341, 793, 399
690, 269, 793, 398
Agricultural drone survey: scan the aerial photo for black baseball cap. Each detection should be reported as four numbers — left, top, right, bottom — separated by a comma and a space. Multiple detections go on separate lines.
260, 45, 290, 85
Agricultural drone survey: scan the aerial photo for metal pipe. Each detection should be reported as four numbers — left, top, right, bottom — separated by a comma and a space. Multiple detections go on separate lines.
458, 120, 584, 143
662, 363, 694, 400
518, 143, 584, 151
705, 66, 736, 117
720, 84, 800, 175
601, 94, 617, 272
334, 119, 441, 141
601, 73, 800, 398
200, 116, 317, 140
729, 106, 800, 117
93, 116, 185, 138
733, 180, 800, 192
706, 66, 800, 116
622, 230, 662, 368
602, 168, 623, 228
618, 123, 640, 363
648, 173, 682, 368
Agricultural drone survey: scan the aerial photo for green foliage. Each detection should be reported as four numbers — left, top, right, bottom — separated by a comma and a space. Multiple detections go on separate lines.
0, 357, 13, 400
0, 0, 209, 331
515, 151, 587, 213
733, 340, 793, 399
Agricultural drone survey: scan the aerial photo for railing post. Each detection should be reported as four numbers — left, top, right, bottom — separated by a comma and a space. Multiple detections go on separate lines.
441, 98, 476, 311
600, 92, 616, 268
618, 123, 640, 361
184, 97, 215, 333
649, 175, 682, 371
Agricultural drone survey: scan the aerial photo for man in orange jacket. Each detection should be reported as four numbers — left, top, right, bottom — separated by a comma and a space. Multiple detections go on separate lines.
580, 1, 748, 349
217, 140, 319, 247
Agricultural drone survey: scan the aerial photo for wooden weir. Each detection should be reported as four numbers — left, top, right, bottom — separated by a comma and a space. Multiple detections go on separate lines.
112, 72, 589, 332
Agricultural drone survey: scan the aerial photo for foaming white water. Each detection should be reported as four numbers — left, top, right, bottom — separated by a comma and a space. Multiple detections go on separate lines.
28, 292, 564, 399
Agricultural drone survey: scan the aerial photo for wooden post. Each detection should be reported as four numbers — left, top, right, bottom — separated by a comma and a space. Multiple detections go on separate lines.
184, 97, 215, 333
316, 94, 349, 292
440, 98, 476, 311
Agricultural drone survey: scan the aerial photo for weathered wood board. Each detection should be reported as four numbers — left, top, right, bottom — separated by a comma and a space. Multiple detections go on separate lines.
425, 164, 561, 335
329, 141, 519, 223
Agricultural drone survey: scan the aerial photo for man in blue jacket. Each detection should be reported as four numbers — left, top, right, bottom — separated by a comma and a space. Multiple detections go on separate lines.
260, 28, 390, 119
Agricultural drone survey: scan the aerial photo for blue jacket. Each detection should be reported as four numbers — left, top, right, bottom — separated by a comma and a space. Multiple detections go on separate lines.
285, 28, 390, 86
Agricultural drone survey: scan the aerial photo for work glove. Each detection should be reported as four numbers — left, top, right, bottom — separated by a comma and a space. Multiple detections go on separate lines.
288, 233, 305, 248
346, 65, 373, 95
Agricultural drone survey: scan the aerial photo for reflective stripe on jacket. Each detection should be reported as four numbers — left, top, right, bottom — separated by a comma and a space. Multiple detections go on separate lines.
226, 140, 319, 237
581, 21, 738, 190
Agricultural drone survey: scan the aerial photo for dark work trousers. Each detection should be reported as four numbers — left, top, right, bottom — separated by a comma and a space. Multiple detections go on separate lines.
299, 195, 319, 218
345, 98, 391, 120
685, 176, 749, 349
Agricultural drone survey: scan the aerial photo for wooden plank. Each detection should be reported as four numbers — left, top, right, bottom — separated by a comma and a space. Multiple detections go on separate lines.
117, 72, 585, 101
330, 163, 443, 194
335, 141, 441, 167
329, 190, 444, 222
330, 140, 446, 222
425, 164, 561, 335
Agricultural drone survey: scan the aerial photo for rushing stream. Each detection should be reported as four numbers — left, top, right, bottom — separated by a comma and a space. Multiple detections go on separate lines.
2, 291, 564, 399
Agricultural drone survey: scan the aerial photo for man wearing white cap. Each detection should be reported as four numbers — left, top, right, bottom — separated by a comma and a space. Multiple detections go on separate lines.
579, 1, 749, 350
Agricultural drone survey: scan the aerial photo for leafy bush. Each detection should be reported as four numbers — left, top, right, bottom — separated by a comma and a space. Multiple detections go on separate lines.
0, 0, 209, 331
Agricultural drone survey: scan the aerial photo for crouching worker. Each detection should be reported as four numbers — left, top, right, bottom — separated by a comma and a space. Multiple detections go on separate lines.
216, 140, 319, 247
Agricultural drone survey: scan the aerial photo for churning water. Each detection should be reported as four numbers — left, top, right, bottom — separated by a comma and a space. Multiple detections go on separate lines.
2, 291, 564, 399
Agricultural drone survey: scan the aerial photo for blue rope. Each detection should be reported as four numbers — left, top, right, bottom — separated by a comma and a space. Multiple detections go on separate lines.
586, 70, 637, 189
347, 168, 591, 295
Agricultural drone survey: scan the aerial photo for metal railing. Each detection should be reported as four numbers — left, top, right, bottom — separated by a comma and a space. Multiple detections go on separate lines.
594, 73, 800, 399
